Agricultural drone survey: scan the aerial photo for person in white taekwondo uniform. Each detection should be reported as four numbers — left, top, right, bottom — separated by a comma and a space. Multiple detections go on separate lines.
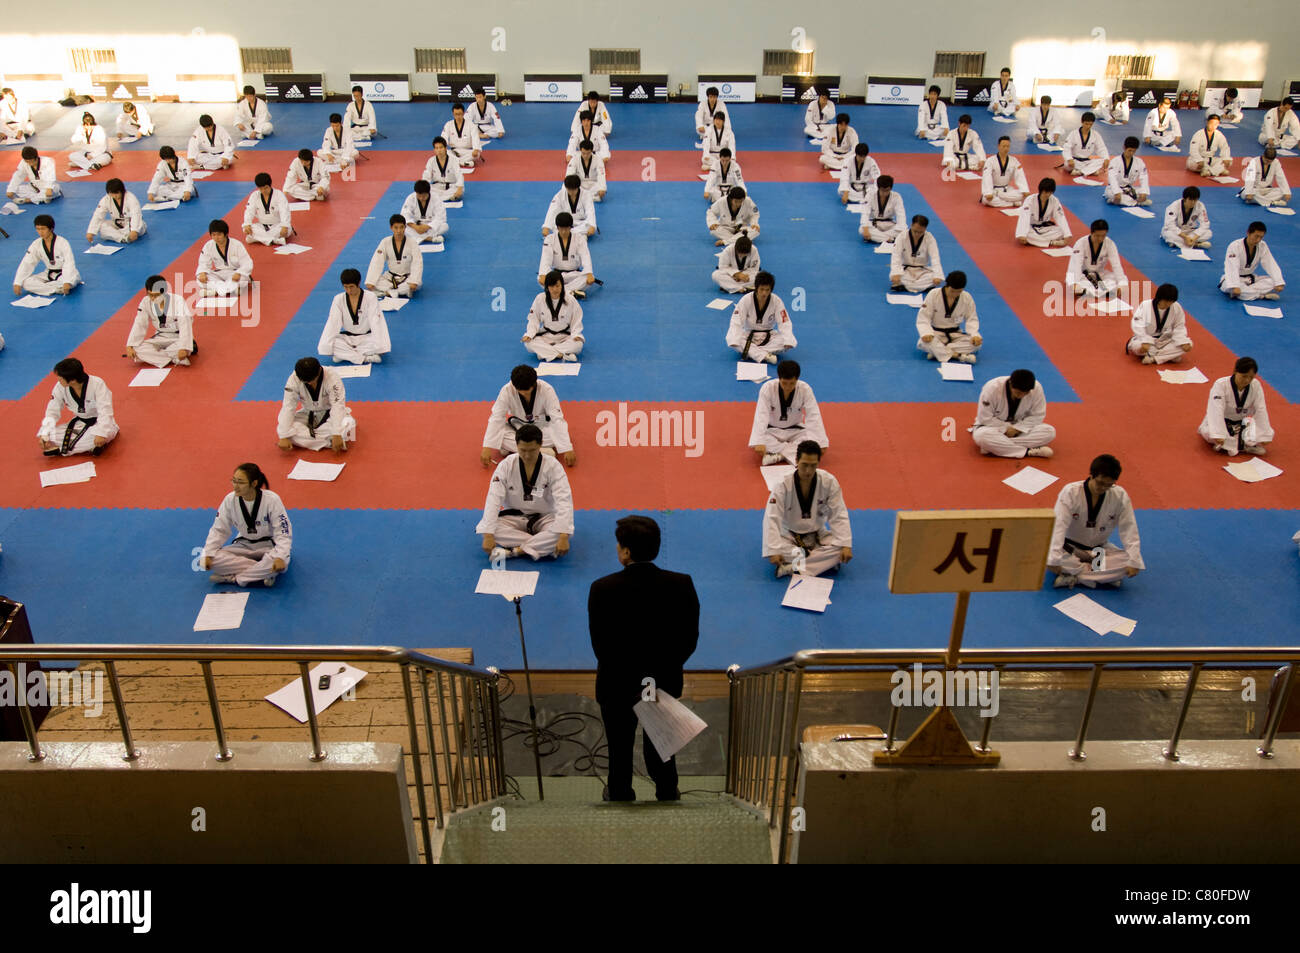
763, 441, 852, 578
1258, 100, 1300, 150
1240, 146, 1291, 207
1205, 87, 1244, 125
571, 91, 612, 138
713, 235, 760, 293
187, 115, 237, 170
478, 424, 575, 562
988, 68, 1018, 118
126, 275, 194, 368
705, 147, 744, 203
12, 215, 80, 296
1104, 137, 1151, 206
700, 111, 735, 173
890, 215, 944, 293
148, 146, 194, 203
524, 271, 585, 362
234, 85, 273, 139
284, 148, 330, 202
915, 86, 949, 141
1162, 186, 1212, 249
1126, 283, 1192, 365
1015, 178, 1071, 247
749, 360, 828, 466
481, 365, 575, 466
401, 179, 448, 244
1029, 96, 1064, 145
318, 268, 391, 365
838, 143, 880, 204
365, 215, 422, 298
917, 271, 981, 364
115, 101, 153, 139
543, 175, 597, 237
804, 90, 836, 139
85, 178, 145, 243
201, 463, 293, 588
7, 147, 61, 204
567, 139, 607, 201
346, 86, 378, 141
859, 175, 906, 243
1065, 219, 1128, 300
539, 213, 596, 297
423, 138, 465, 201
37, 358, 118, 457
707, 186, 759, 246
1188, 114, 1232, 177
1220, 221, 1285, 300
242, 172, 292, 246
277, 357, 355, 452
319, 113, 358, 169
727, 271, 796, 364
1061, 112, 1108, 176
941, 115, 985, 172
567, 113, 610, 164
981, 136, 1029, 207
1199, 356, 1273, 456
1047, 454, 1144, 589
820, 114, 859, 171
1142, 97, 1182, 148
697, 87, 729, 141
197, 219, 254, 297
0, 87, 35, 141
970, 368, 1056, 458
68, 113, 112, 171
442, 102, 482, 168
1097, 91, 1130, 125
468, 90, 505, 140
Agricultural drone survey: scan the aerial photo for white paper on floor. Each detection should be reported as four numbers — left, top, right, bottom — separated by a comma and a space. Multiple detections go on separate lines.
1243, 304, 1283, 319
956, 171, 982, 181
287, 202, 311, 211
193, 592, 250, 632
1089, 297, 1133, 314
189, 170, 214, 179
1211, 176, 1239, 184
442, 201, 463, 209
237, 139, 260, 148
1035, 143, 1063, 152
84, 243, 122, 255
129, 367, 171, 387
1, 202, 25, 215
1054, 592, 1136, 636
1002, 466, 1058, 496
331, 364, 372, 378
12, 295, 55, 309
706, 298, 734, 310
1177, 247, 1211, 261
474, 568, 539, 598
782, 574, 833, 612
288, 460, 346, 481
536, 362, 580, 376
1121, 206, 1156, 219
1040, 246, 1073, 258
273, 243, 312, 255
265, 662, 368, 722
1072, 177, 1104, 186
993, 116, 1019, 123
378, 297, 408, 312
65, 169, 92, 177
142, 200, 179, 211
1224, 458, 1283, 483
760, 464, 795, 491
1157, 367, 1209, 384
846, 204, 867, 214
999, 208, 1020, 217
938, 361, 974, 381
874, 242, 894, 255
1265, 206, 1296, 216
736, 362, 770, 382
39, 461, 96, 487
886, 293, 924, 307
419, 243, 445, 253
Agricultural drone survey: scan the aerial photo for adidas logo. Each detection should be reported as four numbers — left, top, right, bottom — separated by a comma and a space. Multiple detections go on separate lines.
112, 84, 130, 99
1137, 92, 1157, 105
800, 86, 818, 102
973, 88, 990, 103
284, 86, 305, 99
629, 85, 648, 100
458, 84, 475, 99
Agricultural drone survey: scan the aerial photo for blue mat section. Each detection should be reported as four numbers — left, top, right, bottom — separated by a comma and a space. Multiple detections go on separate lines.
237, 181, 1075, 404
0, 181, 251, 399
1061, 183, 1300, 400
1, 507, 1296, 668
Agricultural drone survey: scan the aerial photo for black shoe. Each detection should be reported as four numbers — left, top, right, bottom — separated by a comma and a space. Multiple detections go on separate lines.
890, 284, 906, 293
602, 786, 635, 802
91, 445, 104, 457
43, 448, 61, 457
656, 789, 681, 802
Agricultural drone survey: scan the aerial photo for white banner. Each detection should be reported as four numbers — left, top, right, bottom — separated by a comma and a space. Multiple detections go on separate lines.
866, 82, 925, 105
1202, 84, 1263, 109
351, 78, 410, 102
698, 81, 756, 103
1032, 80, 1095, 107
524, 80, 584, 103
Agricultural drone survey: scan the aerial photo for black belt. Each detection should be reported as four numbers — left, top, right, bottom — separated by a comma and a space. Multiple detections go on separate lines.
1224, 417, 1247, 436
539, 325, 571, 335
1064, 537, 1101, 555
241, 536, 272, 544
61, 416, 96, 454
340, 328, 365, 336
307, 408, 331, 438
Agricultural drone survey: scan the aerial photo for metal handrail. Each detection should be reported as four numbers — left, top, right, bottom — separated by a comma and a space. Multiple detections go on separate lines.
726, 647, 1300, 863
0, 643, 504, 863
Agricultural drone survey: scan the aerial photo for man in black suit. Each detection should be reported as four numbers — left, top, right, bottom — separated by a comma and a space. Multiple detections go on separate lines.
589, 515, 700, 802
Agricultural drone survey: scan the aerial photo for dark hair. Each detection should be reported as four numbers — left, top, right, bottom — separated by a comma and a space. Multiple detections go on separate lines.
1206, 113, 1220, 122
586, 90, 599, 100
927, 85, 940, 95
734, 235, 752, 254
414, 179, 430, 194
1040, 95, 1052, 105
81, 112, 96, 124
294, 357, 322, 382
1234, 356, 1258, 375
713, 110, 726, 121
511, 365, 538, 390
208, 219, 229, 235
580, 139, 594, 151
452, 101, 464, 111
946, 270, 967, 290
53, 357, 87, 382
1009, 369, 1036, 391
432, 136, 447, 147
1037, 177, 1057, 193
1155, 283, 1178, 304
855, 142, 869, 156
199, 114, 214, 127
33, 213, 54, 228
554, 211, 574, 228
564, 174, 581, 189
105, 178, 124, 194
728, 186, 746, 201
254, 172, 272, 188
997, 135, 1010, 144
958, 113, 972, 124
836, 112, 850, 124
159, 145, 176, 160
1000, 67, 1011, 75
298, 148, 313, 161
719, 146, 732, 157
1082, 111, 1096, 123
1089, 454, 1122, 480
706, 86, 719, 97
580, 110, 593, 122
389, 213, 406, 226
876, 174, 894, 189
515, 423, 543, 446
235, 462, 270, 490
615, 515, 661, 562
1090, 219, 1109, 232
21, 145, 38, 160
1111, 91, 1125, 104
911, 214, 929, 228
1263, 145, 1278, 159
329, 112, 342, 123
352, 85, 363, 94
144, 274, 167, 294
340, 268, 362, 285
1124, 136, 1140, 149
1226, 86, 1238, 97
544, 269, 564, 289
777, 359, 801, 381
755, 271, 775, 290
1182, 185, 1200, 200
796, 439, 822, 460
243, 85, 256, 96
1247, 221, 1267, 235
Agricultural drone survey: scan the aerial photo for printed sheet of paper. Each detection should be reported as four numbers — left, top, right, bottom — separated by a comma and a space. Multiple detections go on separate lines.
993, 116, 1019, 124
129, 367, 172, 387
782, 574, 834, 613
1, 201, 25, 215
1089, 297, 1133, 314
634, 691, 708, 761
442, 201, 463, 209
706, 298, 734, 310
1224, 458, 1283, 483
237, 139, 260, 147
1040, 246, 1073, 258
938, 361, 974, 381
999, 208, 1021, 217
956, 171, 982, 181
1072, 177, 1104, 186
1276, 149, 1298, 157
287, 202, 312, 211
12, 295, 55, 308
760, 464, 794, 492
265, 662, 368, 723
873, 242, 894, 255
354, 141, 373, 149
1243, 304, 1283, 319
1265, 206, 1296, 216
1002, 465, 1059, 496
273, 243, 312, 255
1157, 367, 1209, 384
189, 170, 214, 179
536, 362, 580, 376
142, 200, 180, 210
419, 243, 445, 253
331, 364, 372, 378
1054, 592, 1137, 637
65, 169, 92, 177
193, 592, 250, 632
1035, 143, 1063, 152
736, 362, 770, 382
39, 462, 96, 487
1211, 176, 1239, 184
84, 243, 122, 255
886, 293, 924, 307
288, 460, 346, 481
846, 204, 866, 214
1177, 247, 1211, 261
378, 297, 408, 312
475, 569, 539, 598
323, 164, 343, 173
1121, 206, 1156, 219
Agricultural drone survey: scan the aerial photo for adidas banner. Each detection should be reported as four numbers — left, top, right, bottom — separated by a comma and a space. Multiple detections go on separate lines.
264, 73, 325, 102
1031, 79, 1096, 107
698, 75, 757, 103
783, 75, 841, 103
608, 74, 668, 103
953, 77, 1001, 106
1118, 79, 1180, 109
436, 73, 497, 102
866, 76, 925, 105
89, 74, 150, 101
524, 75, 583, 103
350, 74, 411, 102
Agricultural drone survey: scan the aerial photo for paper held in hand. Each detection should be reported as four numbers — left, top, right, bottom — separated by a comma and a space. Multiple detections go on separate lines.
633, 690, 708, 760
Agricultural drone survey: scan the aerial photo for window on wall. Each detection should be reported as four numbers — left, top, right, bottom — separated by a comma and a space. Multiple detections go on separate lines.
933, 51, 985, 78
590, 49, 641, 74
68, 48, 117, 73
763, 50, 814, 76
240, 48, 294, 73
1106, 54, 1154, 79
415, 48, 468, 73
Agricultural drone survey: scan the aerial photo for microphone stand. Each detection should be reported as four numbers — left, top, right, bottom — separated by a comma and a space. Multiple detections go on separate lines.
512, 595, 545, 800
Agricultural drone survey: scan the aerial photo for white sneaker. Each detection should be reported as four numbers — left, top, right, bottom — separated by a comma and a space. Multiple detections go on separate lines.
958, 354, 977, 364
562, 352, 579, 362
1026, 446, 1055, 458
761, 453, 784, 466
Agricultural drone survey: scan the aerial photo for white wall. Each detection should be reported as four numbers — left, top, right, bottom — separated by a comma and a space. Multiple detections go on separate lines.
2, 0, 1298, 99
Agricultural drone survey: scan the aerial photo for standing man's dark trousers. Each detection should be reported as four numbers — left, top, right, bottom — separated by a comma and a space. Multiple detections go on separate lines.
601, 703, 679, 801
